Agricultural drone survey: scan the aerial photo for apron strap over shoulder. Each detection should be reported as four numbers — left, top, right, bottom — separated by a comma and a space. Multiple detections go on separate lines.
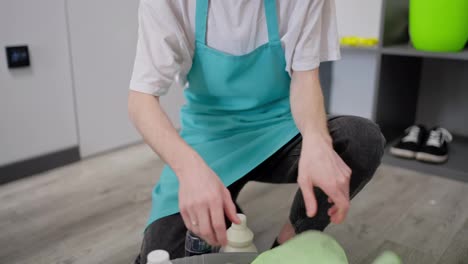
264, 0, 281, 43
195, 0, 209, 44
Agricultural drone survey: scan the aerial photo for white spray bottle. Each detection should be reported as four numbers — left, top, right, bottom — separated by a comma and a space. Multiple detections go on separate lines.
221, 214, 258, 253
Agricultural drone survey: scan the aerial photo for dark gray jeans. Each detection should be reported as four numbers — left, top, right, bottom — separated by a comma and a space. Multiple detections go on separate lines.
135, 116, 386, 263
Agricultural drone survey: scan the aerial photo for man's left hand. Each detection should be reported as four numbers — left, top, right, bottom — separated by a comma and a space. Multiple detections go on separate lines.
297, 134, 351, 224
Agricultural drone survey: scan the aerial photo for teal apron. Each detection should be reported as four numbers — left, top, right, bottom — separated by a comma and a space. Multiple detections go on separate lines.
148, 0, 300, 226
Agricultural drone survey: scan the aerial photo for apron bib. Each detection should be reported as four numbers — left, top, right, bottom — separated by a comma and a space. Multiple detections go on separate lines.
148, 0, 300, 226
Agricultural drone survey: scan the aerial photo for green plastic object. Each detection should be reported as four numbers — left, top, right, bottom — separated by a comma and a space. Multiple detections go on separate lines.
410, 0, 468, 52
252, 231, 348, 264
251, 231, 403, 264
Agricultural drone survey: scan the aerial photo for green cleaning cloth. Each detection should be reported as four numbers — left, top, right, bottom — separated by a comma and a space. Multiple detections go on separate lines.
252, 231, 348, 264
252, 231, 402, 264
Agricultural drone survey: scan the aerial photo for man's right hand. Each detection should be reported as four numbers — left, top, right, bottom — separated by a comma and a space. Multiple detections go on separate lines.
128, 92, 240, 245
178, 162, 241, 246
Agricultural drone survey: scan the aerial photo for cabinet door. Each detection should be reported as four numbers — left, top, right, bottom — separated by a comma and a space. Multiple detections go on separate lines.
67, 0, 184, 157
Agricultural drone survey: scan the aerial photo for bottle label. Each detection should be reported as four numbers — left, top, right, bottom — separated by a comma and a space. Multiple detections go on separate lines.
185, 232, 212, 256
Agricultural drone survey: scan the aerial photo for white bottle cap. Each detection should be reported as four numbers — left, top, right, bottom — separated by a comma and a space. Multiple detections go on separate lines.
222, 214, 257, 253
232, 213, 248, 229
227, 214, 254, 245
147, 250, 171, 264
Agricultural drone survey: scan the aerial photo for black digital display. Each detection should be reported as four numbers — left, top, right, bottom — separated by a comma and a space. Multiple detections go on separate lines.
6, 46, 30, 68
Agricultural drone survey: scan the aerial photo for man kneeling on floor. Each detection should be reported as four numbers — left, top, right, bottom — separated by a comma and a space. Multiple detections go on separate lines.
128, 0, 386, 262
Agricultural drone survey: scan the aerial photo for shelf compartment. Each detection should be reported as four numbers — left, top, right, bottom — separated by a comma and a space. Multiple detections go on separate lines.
375, 55, 422, 140
383, 136, 468, 183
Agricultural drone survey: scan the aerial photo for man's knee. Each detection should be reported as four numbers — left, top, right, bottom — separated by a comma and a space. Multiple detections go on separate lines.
138, 215, 187, 263
331, 116, 386, 173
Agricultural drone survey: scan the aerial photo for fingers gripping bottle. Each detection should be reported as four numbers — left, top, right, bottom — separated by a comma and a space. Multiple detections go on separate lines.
221, 214, 258, 253
147, 250, 172, 264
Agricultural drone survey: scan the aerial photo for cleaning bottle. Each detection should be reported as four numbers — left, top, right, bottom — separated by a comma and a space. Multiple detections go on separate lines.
185, 230, 213, 256
147, 250, 172, 264
221, 214, 258, 253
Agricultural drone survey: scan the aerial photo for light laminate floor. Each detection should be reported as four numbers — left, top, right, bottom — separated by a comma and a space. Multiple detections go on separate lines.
0, 143, 467, 264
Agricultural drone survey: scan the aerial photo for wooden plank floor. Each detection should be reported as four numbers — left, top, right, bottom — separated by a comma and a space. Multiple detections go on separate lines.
0, 143, 467, 264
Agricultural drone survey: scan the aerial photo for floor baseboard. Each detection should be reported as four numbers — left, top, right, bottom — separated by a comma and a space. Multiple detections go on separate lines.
0, 147, 80, 185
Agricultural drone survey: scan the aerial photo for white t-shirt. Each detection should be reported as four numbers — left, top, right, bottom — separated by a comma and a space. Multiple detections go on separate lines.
130, 0, 341, 96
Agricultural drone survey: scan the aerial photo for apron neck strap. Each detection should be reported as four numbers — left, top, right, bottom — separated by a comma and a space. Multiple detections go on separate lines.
264, 0, 281, 43
195, 0, 209, 44
195, 0, 281, 45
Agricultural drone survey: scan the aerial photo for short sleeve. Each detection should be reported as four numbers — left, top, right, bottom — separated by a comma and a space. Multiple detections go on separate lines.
129, 0, 192, 96
291, 0, 341, 72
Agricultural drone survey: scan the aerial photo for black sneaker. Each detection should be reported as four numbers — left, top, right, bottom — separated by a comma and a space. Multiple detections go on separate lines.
416, 127, 453, 163
390, 125, 427, 159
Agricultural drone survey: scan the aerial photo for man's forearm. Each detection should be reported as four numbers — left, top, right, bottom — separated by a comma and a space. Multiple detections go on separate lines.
128, 90, 203, 179
290, 70, 331, 144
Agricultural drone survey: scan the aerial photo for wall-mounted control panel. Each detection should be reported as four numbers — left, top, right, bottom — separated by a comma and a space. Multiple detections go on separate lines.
6, 46, 30, 68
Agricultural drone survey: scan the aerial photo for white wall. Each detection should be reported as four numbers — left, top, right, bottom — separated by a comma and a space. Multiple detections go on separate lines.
335, 0, 383, 38
329, 50, 379, 120
328, 0, 384, 120
0, 0, 186, 166
0, 0, 78, 166
160, 84, 186, 131
66, 0, 141, 157
66, 0, 185, 157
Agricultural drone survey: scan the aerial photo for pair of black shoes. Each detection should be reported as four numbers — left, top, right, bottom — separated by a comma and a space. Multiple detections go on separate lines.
390, 125, 453, 164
